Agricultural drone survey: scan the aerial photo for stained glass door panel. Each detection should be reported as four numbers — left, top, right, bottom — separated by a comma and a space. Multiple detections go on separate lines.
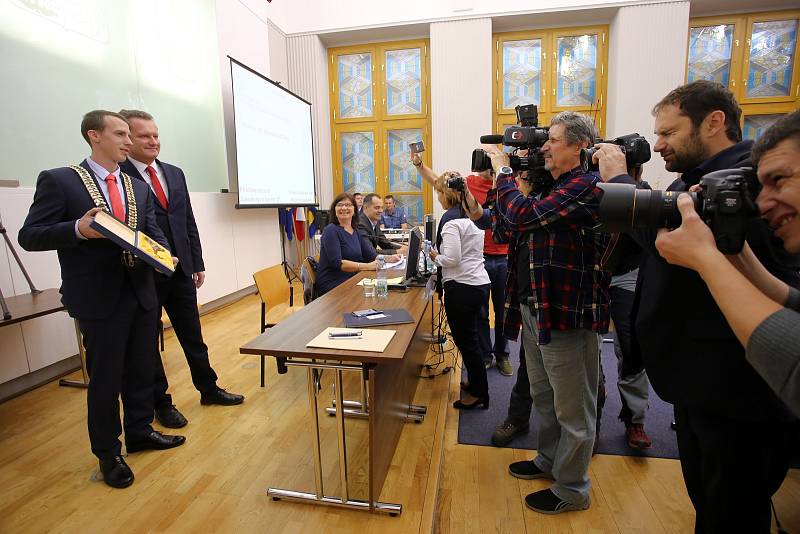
555, 34, 598, 108
338, 53, 374, 119
387, 129, 423, 193
502, 39, 542, 110
385, 49, 422, 116
392, 194, 424, 227
340, 131, 376, 195
746, 19, 798, 98
743, 113, 785, 139
688, 24, 735, 85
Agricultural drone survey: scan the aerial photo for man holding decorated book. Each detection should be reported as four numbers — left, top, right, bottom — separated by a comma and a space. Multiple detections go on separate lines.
18, 110, 186, 489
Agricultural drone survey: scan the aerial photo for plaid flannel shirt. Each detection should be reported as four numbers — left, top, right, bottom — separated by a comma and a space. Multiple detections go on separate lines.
491, 167, 612, 344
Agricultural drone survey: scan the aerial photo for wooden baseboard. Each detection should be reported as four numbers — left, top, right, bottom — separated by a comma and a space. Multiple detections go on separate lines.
0, 354, 80, 403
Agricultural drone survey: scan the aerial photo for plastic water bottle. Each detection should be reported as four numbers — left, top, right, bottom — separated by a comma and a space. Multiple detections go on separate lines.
375, 255, 388, 298
423, 240, 435, 272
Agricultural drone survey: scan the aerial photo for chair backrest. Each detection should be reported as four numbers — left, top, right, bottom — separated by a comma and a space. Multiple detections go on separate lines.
300, 256, 318, 304
253, 264, 291, 308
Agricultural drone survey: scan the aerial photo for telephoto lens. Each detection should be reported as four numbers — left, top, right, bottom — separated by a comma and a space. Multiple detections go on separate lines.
597, 183, 698, 233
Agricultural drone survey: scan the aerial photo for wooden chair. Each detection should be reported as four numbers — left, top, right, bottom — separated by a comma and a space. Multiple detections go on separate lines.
253, 264, 303, 386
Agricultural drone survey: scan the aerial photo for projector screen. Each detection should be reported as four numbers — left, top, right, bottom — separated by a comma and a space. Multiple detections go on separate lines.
230, 58, 317, 207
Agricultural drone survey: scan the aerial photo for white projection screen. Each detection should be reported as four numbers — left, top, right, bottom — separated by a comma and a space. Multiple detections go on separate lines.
230, 58, 317, 207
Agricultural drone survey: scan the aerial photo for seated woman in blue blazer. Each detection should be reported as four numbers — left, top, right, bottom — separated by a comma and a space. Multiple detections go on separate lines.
316, 192, 400, 296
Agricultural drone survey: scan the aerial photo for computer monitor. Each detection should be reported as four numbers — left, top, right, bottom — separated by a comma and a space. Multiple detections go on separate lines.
403, 227, 427, 286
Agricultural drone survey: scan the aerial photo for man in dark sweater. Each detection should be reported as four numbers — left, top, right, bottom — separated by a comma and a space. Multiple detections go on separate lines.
592, 81, 796, 533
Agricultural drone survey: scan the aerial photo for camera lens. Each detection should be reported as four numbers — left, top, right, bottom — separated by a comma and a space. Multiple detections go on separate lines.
597, 183, 698, 231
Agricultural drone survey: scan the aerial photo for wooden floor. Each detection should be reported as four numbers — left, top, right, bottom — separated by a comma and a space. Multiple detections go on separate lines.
0, 292, 797, 533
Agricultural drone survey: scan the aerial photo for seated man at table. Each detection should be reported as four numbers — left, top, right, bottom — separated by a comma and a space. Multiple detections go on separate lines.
358, 193, 409, 256
316, 193, 400, 295
379, 195, 409, 230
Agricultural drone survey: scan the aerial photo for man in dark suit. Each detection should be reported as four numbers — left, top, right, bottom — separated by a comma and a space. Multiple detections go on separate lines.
357, 193, 408, 255
119, 109, 243, 429
18, 110, 186, 489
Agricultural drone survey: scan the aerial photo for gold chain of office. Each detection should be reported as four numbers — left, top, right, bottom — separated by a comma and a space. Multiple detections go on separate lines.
69, 165, 138, 229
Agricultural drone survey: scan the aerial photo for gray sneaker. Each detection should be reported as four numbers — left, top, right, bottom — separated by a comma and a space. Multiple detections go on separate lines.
496, 357, 513, 376
491, 421, 529, 446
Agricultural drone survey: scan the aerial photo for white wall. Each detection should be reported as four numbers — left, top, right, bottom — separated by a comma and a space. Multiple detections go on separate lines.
606, 1, 690, 189
287, 35, 334, 208
0, 0, 285, 386
264, 0, 651, 35
429, 18, 493, 220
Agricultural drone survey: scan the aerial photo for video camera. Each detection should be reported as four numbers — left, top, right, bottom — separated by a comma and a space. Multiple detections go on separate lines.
598, 167, 760, 254
474, 105, 551, 187
585, 133, 651, 172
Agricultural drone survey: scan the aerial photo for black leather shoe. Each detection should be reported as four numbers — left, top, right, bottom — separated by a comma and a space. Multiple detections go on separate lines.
200, 388, 245, 406
155, 404, 188, 428
126, 430, 186, 453
99, 455, 134, 489
453, 396, 489, 410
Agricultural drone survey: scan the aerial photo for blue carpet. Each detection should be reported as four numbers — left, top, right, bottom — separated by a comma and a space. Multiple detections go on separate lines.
456, 336, 679, 459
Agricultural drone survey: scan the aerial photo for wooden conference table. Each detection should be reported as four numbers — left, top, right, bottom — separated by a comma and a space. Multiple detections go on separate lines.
239, 272, 430, 515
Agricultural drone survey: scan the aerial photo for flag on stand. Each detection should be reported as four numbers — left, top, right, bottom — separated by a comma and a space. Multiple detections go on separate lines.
307, 206, 318, 236
280, 207, 294, 241
293, 207, 306, 241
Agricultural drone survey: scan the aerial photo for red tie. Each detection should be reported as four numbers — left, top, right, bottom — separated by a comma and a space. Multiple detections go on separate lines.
104, 174, 126, 221
145, 165, 168, 210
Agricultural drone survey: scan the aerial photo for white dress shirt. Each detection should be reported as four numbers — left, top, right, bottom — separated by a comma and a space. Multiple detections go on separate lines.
434, 217, 490, 286
127, 157, 169, 201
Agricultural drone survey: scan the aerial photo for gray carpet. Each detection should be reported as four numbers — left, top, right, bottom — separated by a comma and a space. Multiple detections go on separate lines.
456, 336, 679, 459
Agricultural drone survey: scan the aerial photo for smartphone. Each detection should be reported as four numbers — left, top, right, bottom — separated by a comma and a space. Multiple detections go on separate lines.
409, 141, 425, 153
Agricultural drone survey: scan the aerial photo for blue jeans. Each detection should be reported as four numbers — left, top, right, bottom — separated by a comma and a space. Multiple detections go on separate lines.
520, 305, 599, 506
479, 254, 509, 363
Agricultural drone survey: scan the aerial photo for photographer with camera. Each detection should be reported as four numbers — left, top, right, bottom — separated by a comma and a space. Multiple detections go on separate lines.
428, 172, 491, 409
654, 109, 800, 416
465, 111, 611, 514
411, 147, 513, 375
604, 164, 654, 450
592, 81, 796, 533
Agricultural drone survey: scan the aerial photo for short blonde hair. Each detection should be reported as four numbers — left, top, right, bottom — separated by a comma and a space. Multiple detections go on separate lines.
433, 171, 463, 208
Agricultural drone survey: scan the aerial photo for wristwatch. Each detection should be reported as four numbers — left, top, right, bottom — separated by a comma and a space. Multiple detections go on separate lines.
499, 166, 513, 176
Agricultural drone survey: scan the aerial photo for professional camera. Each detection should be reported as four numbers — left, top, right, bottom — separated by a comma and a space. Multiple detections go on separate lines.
585, 133, 651, 171
446, 173, 466, 192
477, 104, 550, 175
598, 167, 760, 254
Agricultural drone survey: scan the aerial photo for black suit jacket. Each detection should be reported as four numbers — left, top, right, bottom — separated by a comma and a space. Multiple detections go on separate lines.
357, 212, 399, 254
120, 159, 204, 277
18, 160, 168, 321
617, 141, 796, 421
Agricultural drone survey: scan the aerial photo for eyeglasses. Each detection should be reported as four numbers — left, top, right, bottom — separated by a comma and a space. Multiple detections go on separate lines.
336, 203, 354, 208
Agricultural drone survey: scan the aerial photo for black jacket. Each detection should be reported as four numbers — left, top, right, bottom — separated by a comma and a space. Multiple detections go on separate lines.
357, 212, 399, 254
18, 160, 168, 320
120, 159, 204, 277
610, 141, 796, 421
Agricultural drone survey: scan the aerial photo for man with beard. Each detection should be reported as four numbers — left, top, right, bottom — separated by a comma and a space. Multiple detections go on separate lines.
592, 80, 796, 533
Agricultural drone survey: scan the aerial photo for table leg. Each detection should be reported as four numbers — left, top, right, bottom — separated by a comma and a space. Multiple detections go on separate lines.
267, 360, 402, 515
59, 319, 88, 389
